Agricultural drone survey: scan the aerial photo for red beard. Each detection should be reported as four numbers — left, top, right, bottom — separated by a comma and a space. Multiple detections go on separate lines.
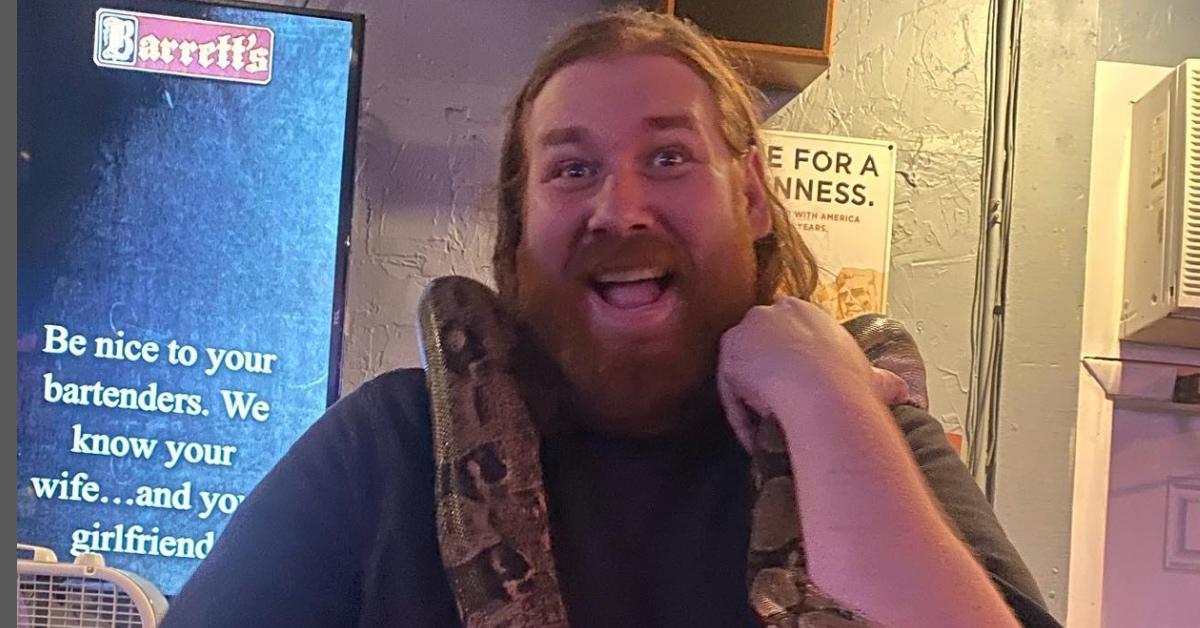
511, 229, 759, 436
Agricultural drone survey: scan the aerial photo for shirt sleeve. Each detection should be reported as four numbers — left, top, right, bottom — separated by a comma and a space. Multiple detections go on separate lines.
160, 368, 438, 628
890, 404, 1062, 627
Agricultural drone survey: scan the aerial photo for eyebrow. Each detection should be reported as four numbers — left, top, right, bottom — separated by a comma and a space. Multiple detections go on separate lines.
644, 115, 698, 132
535, 115, 700, 149
537, 126, 589, 148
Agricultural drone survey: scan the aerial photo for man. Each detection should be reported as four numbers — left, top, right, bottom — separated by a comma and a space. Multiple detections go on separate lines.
164, 10, 1058, 627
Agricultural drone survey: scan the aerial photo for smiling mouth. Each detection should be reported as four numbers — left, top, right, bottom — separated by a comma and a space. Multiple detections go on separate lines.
590, 267, 676, 309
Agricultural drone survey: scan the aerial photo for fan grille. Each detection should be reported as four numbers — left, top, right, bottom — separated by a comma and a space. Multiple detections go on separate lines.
17, 573, 145, 628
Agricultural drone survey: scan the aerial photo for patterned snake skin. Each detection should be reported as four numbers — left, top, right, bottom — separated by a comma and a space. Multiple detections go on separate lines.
418, 276, 929, 628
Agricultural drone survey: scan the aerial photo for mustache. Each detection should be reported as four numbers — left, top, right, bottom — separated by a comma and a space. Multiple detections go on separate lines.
566, 232, 688, 282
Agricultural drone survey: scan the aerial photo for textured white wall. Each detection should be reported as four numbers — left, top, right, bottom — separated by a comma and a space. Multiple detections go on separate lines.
768, 0, 989, 472
272, 0, 606, 391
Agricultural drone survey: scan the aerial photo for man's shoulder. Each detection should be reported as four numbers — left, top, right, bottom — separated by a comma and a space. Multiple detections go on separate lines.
340, 366, 429, 404
287, 367, 434, 476
161, 367, 449, 628
326, 367, 431, 433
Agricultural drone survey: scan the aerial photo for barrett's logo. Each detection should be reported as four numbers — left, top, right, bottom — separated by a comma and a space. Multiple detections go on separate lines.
93, 9, 274, 85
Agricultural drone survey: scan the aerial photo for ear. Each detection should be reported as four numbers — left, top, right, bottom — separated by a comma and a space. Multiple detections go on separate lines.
739, 148, 773, 239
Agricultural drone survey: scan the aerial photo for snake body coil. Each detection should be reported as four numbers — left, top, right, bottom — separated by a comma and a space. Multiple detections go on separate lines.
419, 276, 928, 627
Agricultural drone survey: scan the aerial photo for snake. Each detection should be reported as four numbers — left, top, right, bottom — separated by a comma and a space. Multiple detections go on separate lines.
418, 275, 930, 627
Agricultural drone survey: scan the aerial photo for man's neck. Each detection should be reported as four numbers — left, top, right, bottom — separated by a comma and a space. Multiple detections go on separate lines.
571, 383, 735, 449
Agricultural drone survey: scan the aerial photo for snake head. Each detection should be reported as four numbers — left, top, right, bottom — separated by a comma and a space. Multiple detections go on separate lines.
841, 314, 929, 411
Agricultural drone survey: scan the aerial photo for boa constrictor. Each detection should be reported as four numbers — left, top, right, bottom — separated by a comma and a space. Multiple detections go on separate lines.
418, 276, 929, 627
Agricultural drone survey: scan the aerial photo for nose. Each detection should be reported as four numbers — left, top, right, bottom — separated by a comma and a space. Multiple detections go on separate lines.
585, 165, 657, 235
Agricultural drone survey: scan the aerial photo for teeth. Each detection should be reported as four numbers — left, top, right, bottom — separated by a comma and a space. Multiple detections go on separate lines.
594, 268, 666, 284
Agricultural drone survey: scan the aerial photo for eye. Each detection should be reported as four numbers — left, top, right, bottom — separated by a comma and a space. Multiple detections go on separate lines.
552, 160, 596, 180
651, 147, 688, 168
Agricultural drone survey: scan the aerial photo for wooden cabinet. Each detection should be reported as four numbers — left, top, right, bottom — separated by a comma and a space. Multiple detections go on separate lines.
662, 0, 835, 90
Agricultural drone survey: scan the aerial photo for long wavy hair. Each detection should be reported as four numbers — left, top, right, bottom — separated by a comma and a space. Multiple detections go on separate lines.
492, 8, 818, 304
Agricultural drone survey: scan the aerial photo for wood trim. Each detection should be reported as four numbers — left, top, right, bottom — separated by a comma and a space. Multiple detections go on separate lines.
720, 39, 827, 62
825, 0, 837, 54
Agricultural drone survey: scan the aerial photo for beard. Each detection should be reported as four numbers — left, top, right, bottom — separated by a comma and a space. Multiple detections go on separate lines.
509, 224, 762, 436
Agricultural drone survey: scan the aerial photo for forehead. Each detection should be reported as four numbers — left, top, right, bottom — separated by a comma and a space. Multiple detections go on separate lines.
524, 53, 723, 145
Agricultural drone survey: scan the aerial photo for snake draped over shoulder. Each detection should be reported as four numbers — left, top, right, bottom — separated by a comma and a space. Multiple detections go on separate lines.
418, 276, 929, 628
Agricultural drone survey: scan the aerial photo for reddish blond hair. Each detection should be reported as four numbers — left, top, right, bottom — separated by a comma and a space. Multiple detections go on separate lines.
493, 8, 817, 303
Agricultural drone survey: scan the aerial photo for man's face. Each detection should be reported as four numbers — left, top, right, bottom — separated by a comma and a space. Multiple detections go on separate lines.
514, 53, 771, 434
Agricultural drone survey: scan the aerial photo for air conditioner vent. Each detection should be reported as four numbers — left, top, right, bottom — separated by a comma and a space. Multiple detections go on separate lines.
1182, 62, 1200, 299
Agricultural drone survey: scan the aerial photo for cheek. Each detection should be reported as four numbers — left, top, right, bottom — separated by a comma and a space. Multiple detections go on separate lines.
662, 181, 747, 257
520, 195, 576, 271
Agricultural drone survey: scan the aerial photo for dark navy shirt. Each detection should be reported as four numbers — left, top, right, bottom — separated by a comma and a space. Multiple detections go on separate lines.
164, 368, 1060, 627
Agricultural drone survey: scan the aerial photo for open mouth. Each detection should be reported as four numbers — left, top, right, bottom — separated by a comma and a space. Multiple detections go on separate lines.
590, 267, 676, 309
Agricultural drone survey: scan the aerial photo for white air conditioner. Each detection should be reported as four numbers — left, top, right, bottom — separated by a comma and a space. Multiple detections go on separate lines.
1121, 58, 1200, 348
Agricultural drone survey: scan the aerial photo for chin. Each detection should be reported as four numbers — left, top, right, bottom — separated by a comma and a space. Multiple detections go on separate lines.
568, 337, 716, 434
510, 236, 759, 434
